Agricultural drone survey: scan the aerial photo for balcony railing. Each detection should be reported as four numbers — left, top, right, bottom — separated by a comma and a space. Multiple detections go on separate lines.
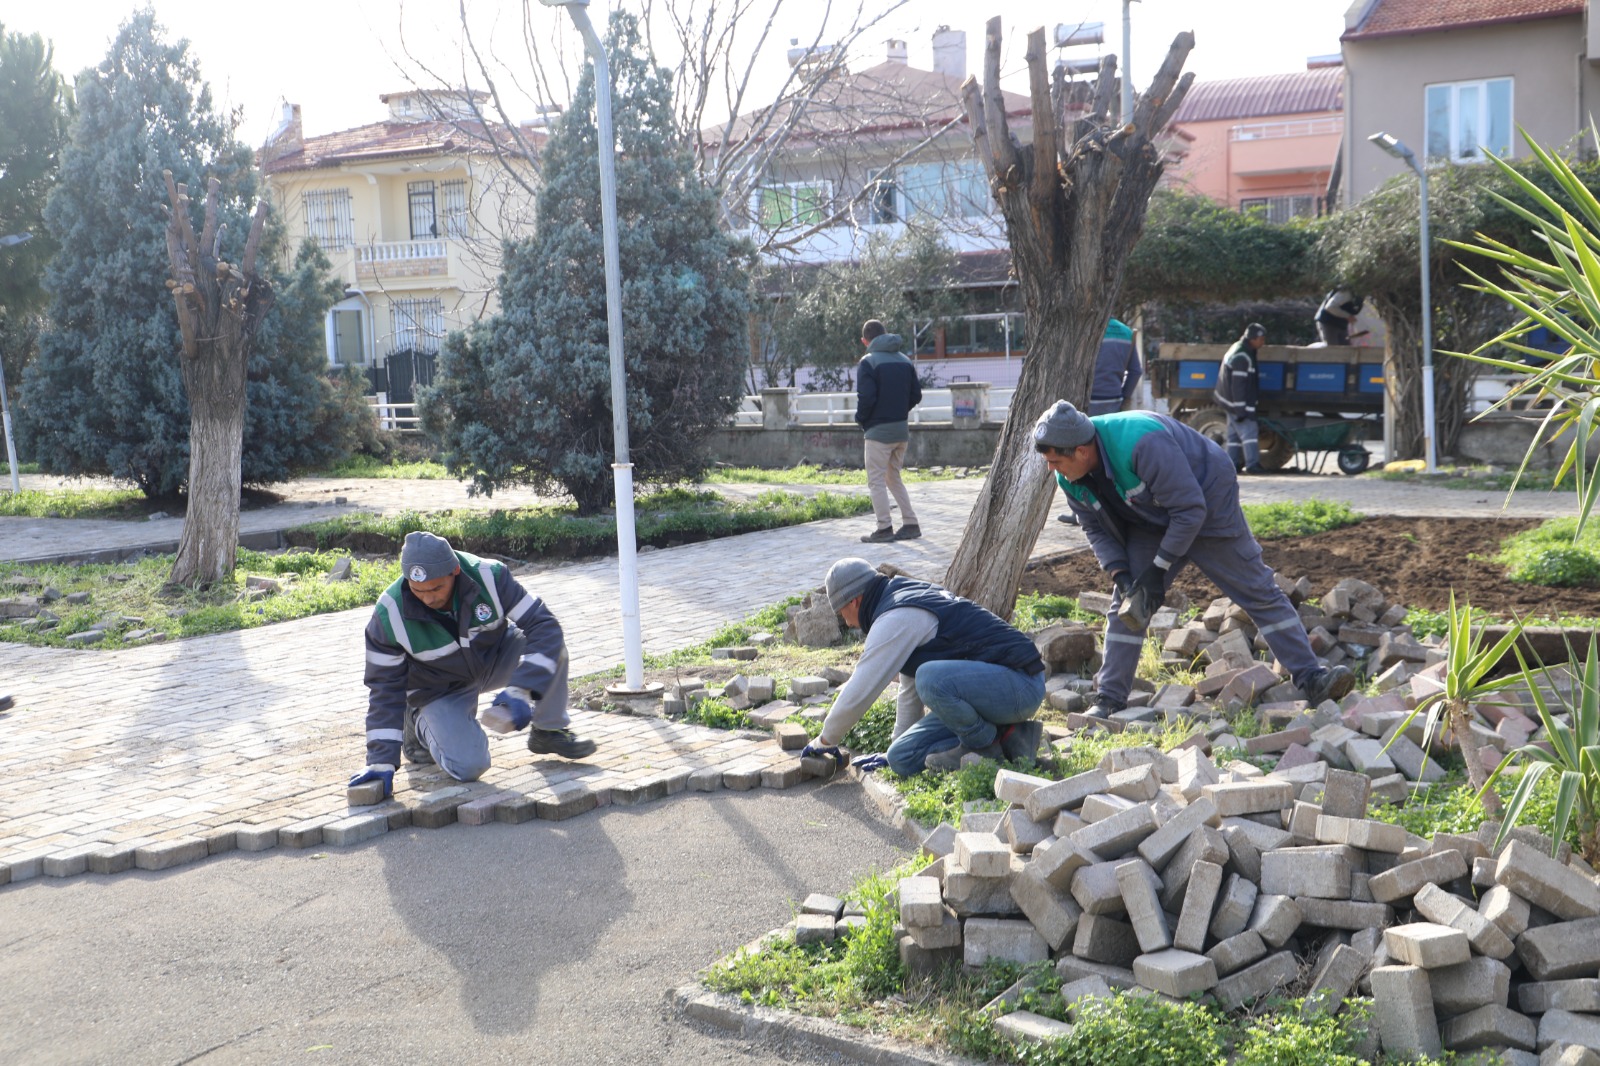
356, 240, 447, 265
1230, 117, 1343, 142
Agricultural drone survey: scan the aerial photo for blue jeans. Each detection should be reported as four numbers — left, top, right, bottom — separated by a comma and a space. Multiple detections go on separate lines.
886, 660, 1045, 776
415, 646, 572, 782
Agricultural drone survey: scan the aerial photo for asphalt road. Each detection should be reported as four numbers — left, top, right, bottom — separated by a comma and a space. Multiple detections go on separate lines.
0, 782, 911, 1066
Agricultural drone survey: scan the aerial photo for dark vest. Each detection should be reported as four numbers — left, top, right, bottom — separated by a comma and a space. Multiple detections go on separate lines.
859, 577, 1044, 678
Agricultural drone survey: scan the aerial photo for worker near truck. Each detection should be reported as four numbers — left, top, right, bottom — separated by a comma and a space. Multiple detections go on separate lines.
1215, 322, 1266, 474
348, 531, 598, 799
1315, 289, 1365, 346
1030, 400, 1356, 721
798, 558, 1046, 776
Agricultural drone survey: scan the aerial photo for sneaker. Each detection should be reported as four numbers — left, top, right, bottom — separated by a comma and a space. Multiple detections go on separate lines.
402, 705, 435, 766
999, 721, 1044, 763
892, 524, 922, 541
1303, 665, 1356, 705
527, 727, 597, 759
1242, 464, 1266, 475
860, 526, 895, 543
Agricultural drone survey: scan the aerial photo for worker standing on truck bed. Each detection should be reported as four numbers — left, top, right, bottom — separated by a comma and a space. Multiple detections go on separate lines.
1215, 323, 1266, 474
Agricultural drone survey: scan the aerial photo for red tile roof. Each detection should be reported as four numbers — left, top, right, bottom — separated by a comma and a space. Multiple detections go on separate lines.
704, 61, 1029, 149
261, 119, 541, 174
1343, 0, 1583, 40
1171, 67, 1344, 124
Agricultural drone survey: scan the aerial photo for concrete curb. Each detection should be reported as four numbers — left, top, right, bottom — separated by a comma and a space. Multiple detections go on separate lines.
667, 985, 980, 1066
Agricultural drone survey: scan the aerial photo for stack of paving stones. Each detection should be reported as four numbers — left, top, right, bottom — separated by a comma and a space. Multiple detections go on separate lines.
880, 746, 1600, 1063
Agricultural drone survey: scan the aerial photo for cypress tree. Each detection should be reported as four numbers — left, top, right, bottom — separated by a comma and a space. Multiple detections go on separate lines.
423, 11, 752, 514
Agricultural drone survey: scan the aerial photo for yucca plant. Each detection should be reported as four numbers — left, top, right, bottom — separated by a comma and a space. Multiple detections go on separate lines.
1446, 130, 1600, 537
1383, 592, 1529, 812
1480, 634, 1600, 863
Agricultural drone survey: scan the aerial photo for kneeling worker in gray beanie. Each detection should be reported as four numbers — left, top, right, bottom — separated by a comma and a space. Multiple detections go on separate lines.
349, 530, 598, 800
799, 558, 1046, 775
1032, 400, 1354, 721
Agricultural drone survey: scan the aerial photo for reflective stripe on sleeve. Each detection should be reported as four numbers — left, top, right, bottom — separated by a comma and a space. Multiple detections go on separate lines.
366, 648, 406, 667
367, 728, 404, 743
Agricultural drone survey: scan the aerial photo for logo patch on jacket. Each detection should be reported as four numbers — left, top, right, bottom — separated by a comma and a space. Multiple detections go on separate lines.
475, 603, 492, 622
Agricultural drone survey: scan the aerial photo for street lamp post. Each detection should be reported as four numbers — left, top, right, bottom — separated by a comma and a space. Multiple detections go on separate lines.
0, 232, 33, 493
1367, 132, 1438, 473
1121, 0, 1140, 124
537, 0, 648, 692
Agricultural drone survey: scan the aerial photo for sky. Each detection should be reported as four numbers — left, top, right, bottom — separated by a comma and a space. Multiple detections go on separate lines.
14, 0, 1358, 144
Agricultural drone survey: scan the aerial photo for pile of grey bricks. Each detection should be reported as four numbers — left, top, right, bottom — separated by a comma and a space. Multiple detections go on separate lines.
887, 744, 1600, 1063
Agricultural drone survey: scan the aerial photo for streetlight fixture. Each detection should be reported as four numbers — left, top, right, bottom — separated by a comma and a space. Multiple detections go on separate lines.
0, 232, 33, 493
538, 0, 650, 694
1368, 131, 1438, 474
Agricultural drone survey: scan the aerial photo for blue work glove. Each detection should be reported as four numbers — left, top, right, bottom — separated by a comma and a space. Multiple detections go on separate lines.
800, 741, 849, 774
348, 764, 395, 799
852, 752, 889, 773
481, 688, 534, 734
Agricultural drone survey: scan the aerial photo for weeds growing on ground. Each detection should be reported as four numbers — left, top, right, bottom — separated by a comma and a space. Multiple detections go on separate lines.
0, 487, 154, 520
1240, 499, 1363, 540
1495, 516, 1600, 587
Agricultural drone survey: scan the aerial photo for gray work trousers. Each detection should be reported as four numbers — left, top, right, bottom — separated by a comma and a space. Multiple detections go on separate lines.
415, 646, 572, 782
1224, 414, 1260, 470
1097, 535, 1319, 706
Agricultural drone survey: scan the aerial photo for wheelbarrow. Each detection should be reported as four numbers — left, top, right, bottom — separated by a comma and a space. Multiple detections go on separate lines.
1257, 415, 1372, 475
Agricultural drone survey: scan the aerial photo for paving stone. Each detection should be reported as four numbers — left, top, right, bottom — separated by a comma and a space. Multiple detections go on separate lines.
1385, 922, 1472, 969
1133, 949, 1218, 998
1035, 838, 1099, 892
760, 759, 807, 789
1001, 809, 1052, 854
133, 836, 208, 872
961, 810, 1005, 834
322, 812, 389, 847
1315, 814, 1407, 852
410, 787, 471, 829
493, 793, 541, 824
1115, 859, 1172, 953
1202, 780, 1294, 817
688, 766, 724, 792
801, 893, 845, 918
1209, 871, 1259, 941
1370, 848, 1470, 903
536, 781, 599, 820
1080, 794, 1135, 822
1496, 840, 1600, 921
1072, 914, 1141, 967
1249, 893, 1302, 949
1541, 1011, 1600, 1053
965, 918, 1049, 967
956, 832, 1012, 878
1137, 796, 1221, 870
235, 824, 281, 852
945, 864, 1023, 918
899, 876, 945, 928
1207, 929, 1268, 977
1104, 764, 1160, 802
85, 843, 138, 875
1213, 950, 1299, 1011
1071, 861, 1127, 916
1069, 802, 1158, 859
1220, 824, 1263, 883
1441, 1003, 1537, 1053
1302, 942, 1366, 1019
1431, 956, 1513, 1017
1010, 866, 1081, 951
907, 908, 962, 950
1521, 979, 1600, 1015
1173, 860, 1224, 953
794, 913, 836, 946
993, 1010, 1075, 1045
279, 816, 334, 848
1543, 1044, 1600, 1065
1055, 956, 1138, 990
457, 792, 513, 826
995, 768, 1053, 806
1159, 826, 1230, 912
898, 935, 961, 982
1517, 917, 1600, 981
1260, 846, 1352, 899
1414, 882, 1515, 960
773, 721, 810, 750
1371, 964, 1443, 1059
1059, 974, 1115, 1017
1292, 896, 1395, 930
42, 843, 104, 878
1025, 769, 1110, 822
346, 780, 387, 807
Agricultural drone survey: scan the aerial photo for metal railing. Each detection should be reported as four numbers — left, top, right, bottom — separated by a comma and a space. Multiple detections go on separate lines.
370, 400, 421, 433
732, 388, 1014, 426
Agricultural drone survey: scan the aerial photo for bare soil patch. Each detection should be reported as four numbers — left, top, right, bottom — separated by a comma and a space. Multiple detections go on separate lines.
1020, 516, 1600, 618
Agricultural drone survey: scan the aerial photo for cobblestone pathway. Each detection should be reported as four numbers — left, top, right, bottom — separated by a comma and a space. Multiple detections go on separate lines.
0, 472, 1579, 886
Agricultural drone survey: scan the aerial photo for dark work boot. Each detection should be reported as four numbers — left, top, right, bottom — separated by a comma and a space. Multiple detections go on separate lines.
999, 721, 1044, 763
402, 705, 434, 766
860, 526, 895, 543
528, 727, 597, 760
1086, 694, 1126, 720
1303, 665, 1356, 705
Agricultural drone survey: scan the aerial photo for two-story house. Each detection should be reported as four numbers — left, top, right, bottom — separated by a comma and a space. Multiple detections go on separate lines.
705, 29, 1034, 386
259, 91, 540, 401
1166, 63, 1345, 221
1341, 0, 1593, 203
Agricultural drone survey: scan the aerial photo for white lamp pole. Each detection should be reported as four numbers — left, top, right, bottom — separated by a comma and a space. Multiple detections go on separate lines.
538, 0, 646, 689
1121, 0, 1140, 124
0, 232, 33, 493
1367, 132, 1438, 473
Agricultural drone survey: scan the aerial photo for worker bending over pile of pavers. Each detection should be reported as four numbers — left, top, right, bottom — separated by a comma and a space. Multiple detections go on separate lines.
879, 750, 1600, 1062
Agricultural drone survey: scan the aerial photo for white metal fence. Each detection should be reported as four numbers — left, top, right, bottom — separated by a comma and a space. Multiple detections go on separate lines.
733, 388, 1014, 427
370, 400, 421, 433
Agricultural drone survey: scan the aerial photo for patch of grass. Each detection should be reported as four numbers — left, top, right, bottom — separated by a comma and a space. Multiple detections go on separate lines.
841, 696, 897, 754
681, 697, 751, 731
288, 487, 872, 557
1013, 592, 1107, 631
701, 464, 967, 486
0, 487, 153, 519
317, 454, 454, 479
1230, 1001, 1373, 1066
951, 986, 1226, 1066
0, 547, 394, 648
1495, 516, 1600, 587
1367, 768, 1580, 849
895, 757, 1012, 826
1241, 499, 1363, 540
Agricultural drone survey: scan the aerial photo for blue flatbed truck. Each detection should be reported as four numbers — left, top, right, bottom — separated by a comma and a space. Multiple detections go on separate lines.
1147, 343, 1385, 474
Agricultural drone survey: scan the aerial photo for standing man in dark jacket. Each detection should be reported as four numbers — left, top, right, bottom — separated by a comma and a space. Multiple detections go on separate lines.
798, 558, 1045, 776
1088, 318, 1143, 415
1315, 289, 1364, 346
1215, 322, 1266, 474
1031, 401, 1354, 720
854, 319, 922, 542
348, 531, 597, 799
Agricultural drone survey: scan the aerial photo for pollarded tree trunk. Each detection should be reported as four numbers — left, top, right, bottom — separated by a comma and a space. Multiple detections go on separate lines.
944, 20, 1193, 617
161, 172, 274, 587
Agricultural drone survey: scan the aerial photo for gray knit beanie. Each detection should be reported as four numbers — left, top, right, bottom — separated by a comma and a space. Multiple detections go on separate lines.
825, 557, 879, 612
400, 531, 460, 583
1032, 400, 1097, 451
